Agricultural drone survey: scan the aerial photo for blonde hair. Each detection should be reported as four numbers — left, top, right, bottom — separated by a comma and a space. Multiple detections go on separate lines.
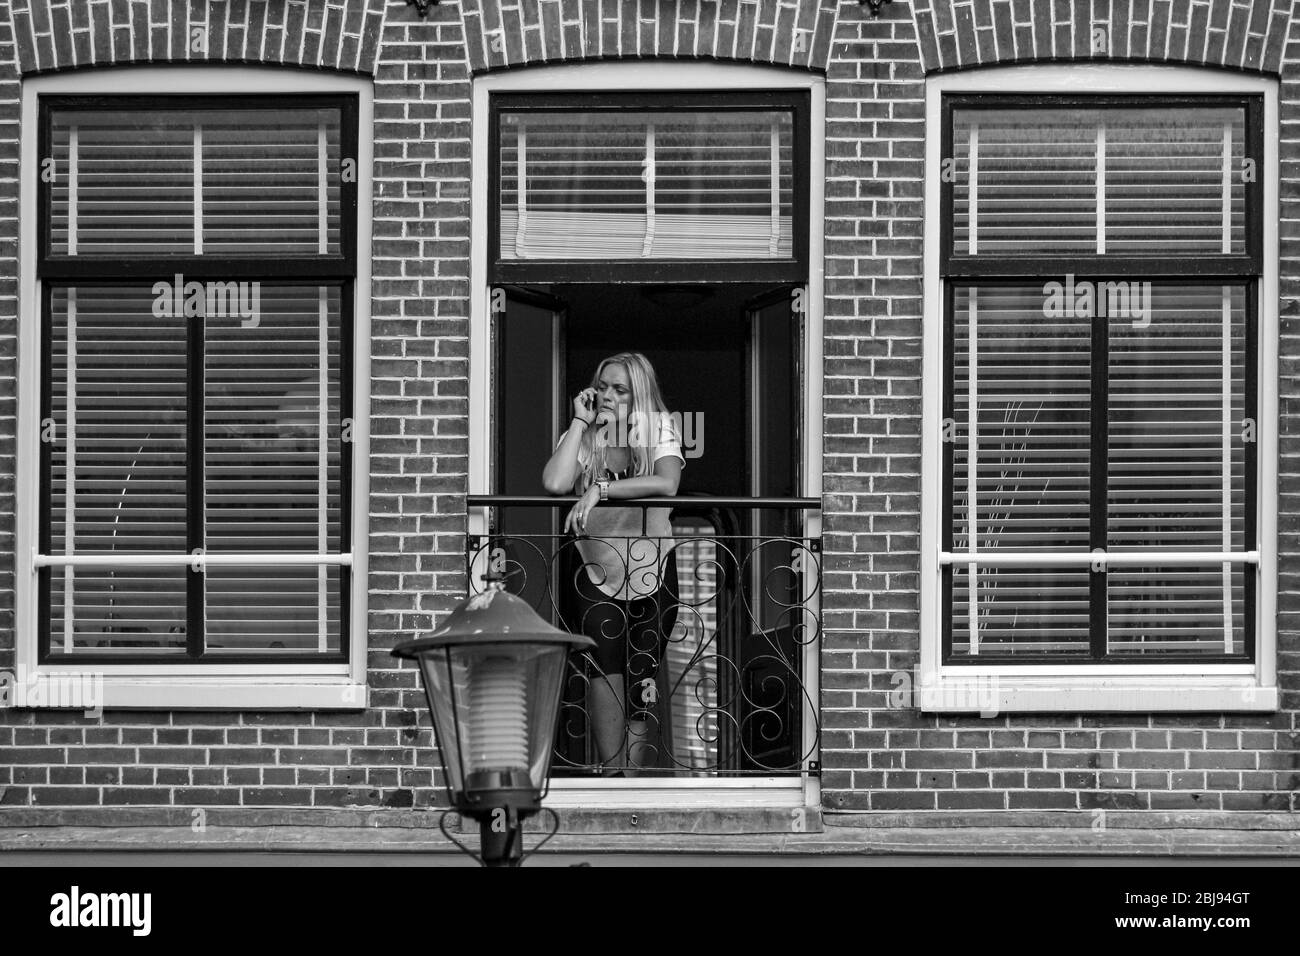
575, 352, 676, 494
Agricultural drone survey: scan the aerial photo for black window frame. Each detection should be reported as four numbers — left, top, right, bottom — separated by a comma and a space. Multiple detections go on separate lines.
36, 93, 359, 665
488, 89, 810, 285
939, 93, 1262, 666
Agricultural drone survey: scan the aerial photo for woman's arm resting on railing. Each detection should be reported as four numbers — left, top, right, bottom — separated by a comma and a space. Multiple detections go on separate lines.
606, 456, 682, 498
564, 456, 682, 535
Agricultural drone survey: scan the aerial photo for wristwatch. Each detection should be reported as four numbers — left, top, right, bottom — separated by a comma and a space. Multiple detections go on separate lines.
596, 479, 610, 501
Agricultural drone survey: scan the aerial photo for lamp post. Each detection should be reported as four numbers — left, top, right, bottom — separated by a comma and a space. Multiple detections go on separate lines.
392, 576, 594, 867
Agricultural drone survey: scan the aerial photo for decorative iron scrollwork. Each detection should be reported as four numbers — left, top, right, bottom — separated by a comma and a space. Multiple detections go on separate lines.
466, 522, 821, 777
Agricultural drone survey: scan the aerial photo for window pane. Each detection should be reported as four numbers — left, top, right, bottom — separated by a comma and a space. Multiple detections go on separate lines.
1108, 565, 1246, 656
1107, 284, 1248, 656
951, 565, 1091, 656
50, 568, 188, 653
205, 566, 342, 654
1108, 284, 1247, 553
50, 116, 194, 254
953, 109, 1097, 255
499, 110, 793, 260
49, 286, 188, 555
47, 286, 188, 651
48, 106, 342, 257
952, 105, 1246, 257
1106, 109, 1246, 254
45, 284, 347, 657
950, 286, 1092, 656
204, 285, 343, 554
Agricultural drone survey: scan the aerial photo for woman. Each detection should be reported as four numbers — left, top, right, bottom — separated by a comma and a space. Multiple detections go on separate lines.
542, 352, 684, 776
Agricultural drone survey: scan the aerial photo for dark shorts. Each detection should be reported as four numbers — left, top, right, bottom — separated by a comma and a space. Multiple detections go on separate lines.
571, 552, 680, 717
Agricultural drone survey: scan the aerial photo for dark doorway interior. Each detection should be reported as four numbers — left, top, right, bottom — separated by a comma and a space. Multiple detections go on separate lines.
560, 282, 757, 496
495, 281, 797, 497
492, 280, 805, 775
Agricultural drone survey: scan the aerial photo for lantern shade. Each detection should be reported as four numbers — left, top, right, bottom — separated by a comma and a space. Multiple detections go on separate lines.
393, 583, 593, 814
416, 642, 570, 806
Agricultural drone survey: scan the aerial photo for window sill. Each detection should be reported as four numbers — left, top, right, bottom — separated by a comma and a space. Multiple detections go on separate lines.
3, 673, 368, 712
918, 674, 1277, 714
544, 777, 809, 809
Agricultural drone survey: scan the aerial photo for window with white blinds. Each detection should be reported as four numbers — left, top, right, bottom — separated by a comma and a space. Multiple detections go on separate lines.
491, 93, 807, 281
942, 96, 1259, 663
38, 96, 355, 662
47, 106, 342, 257
951, 106, 1247, 257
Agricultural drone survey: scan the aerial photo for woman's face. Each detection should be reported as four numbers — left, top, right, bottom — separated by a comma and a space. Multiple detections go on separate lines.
594, 362, 632, 426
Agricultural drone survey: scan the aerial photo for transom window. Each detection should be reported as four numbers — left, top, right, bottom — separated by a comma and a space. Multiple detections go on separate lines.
940, 95, 1262, 663
488, 91, 809, 284
36, 94, 358, 663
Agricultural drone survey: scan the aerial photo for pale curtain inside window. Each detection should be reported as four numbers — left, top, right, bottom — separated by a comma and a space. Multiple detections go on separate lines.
498, 109, 793, 260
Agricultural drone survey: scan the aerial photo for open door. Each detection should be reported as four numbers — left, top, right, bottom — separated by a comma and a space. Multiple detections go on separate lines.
492, 281, 805, 775
736, 285, 803, 771
491, 285, 567, 617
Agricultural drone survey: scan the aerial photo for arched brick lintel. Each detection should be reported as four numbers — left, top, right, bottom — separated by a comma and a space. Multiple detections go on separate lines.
5, 0, 388, 76
911, 0, 1296, 76
457, 0, 843, 75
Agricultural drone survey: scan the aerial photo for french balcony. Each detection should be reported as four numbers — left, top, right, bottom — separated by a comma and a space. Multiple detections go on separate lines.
466, 495, 822, 779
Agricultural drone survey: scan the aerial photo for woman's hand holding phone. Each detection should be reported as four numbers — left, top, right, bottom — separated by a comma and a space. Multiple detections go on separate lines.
572, 388, 598, 427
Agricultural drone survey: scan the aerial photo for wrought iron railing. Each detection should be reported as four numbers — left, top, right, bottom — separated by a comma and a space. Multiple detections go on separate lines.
467, 495, 821, 778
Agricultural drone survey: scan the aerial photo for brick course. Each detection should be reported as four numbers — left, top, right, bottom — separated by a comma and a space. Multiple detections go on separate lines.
0, 0, 1295, 821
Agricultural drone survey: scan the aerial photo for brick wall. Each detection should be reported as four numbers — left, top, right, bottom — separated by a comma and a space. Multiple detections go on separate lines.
912, 0, 1292, 72
817, 0, 1300, 813
456, 0, 840, 73
0, 0, 1296, 818
7, 0, 387, 74
0, 0, 450, 812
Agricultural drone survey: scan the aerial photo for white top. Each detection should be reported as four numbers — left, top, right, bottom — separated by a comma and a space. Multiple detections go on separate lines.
564, 415, 685, 601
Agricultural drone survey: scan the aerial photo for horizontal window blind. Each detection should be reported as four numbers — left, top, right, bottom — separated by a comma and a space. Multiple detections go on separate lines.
498, 110, 793, 261
204, 286, 342, 554
1107, 284, 1247, 655
43, 278, 345, 657
39, 94, 355, 662
206, 566, 342, 653
48, 287, 188, 557
952, 105, 1246, 257
48, 107, 342, 257
1108, 286, 1246, 554
204, 285, 342, 655
49, 569, 189, 653
944, 93, 1259, 663
948, 282, 1251, 659
950, 286, 1092, 656
47, 287, 188, 651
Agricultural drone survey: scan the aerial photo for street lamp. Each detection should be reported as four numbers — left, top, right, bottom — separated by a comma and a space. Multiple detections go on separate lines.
392, 576, 594, 867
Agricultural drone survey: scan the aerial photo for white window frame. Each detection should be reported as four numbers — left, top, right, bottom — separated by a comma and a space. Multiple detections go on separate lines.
469, 61, 824, 808
15, 66, 373, 709
920, 64, 1279, 713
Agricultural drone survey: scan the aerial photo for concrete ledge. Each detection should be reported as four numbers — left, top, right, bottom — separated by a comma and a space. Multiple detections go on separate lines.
820, 810, 1300, 831
0, 806, 820, 835
4, 807, 1298, 833
2, 823, 1299, 858
4, 808, 1300, 857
